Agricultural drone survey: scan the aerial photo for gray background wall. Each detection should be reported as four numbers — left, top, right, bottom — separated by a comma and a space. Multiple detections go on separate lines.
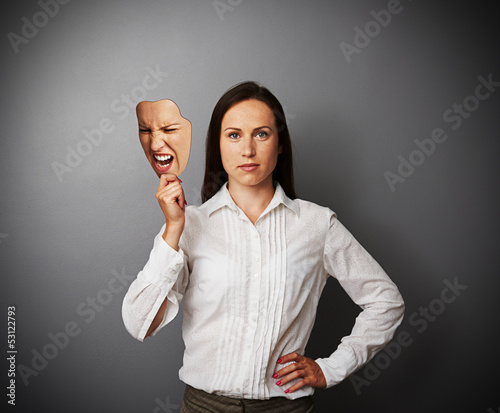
1, 1, 499, 412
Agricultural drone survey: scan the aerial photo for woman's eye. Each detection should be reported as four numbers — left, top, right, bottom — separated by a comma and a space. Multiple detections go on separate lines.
228, 132, 240, 139
256, 131, 268, 138
163, 128, 177, 133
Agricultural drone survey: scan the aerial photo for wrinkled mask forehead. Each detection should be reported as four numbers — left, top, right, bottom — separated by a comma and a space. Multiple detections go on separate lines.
136, 99, 184, 126
136, 99, 191, 176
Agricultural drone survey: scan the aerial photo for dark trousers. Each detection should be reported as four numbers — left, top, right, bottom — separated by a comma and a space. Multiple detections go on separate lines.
181, 384, 316, 413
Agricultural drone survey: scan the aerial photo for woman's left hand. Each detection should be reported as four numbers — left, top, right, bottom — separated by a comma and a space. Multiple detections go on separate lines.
272, 352, 327, 394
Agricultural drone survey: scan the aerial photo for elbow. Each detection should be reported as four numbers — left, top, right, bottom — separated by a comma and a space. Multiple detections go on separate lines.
121, 298, 145, 342
144, 298, 168, 338
393, 295, 405, 327
121, 295, 168, 342
389, 284, 405, 318
398, 301, 405, 325
398, 292, 405, 317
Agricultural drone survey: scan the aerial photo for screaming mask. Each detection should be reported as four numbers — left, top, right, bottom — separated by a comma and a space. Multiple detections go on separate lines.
136, 99, 191, 177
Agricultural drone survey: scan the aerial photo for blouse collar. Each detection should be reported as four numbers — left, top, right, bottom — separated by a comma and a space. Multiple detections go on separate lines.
205, 181, 299, 218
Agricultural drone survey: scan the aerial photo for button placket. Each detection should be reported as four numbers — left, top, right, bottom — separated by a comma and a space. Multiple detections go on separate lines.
241, 226, 262, 370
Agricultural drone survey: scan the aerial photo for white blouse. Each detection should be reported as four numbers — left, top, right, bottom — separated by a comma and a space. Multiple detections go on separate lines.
122, 183, 404, 400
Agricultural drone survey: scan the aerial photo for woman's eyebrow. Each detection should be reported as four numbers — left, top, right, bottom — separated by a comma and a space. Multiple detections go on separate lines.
223, 126, 272, 132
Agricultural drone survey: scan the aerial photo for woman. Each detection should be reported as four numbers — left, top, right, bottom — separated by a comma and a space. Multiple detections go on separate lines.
122, 81, 405, 412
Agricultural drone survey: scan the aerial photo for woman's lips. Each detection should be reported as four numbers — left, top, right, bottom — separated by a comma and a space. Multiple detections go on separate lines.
238, 163, 259, 172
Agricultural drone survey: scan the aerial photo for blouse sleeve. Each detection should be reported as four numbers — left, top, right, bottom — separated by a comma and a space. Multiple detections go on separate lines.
121, 224, 190, 342
314, 212, 405, 388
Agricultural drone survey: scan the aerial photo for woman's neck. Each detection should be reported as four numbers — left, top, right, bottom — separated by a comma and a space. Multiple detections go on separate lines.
227, 178, 275, 224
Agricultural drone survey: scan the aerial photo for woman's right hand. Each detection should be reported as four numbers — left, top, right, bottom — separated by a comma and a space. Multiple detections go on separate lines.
156, 173, 186, 250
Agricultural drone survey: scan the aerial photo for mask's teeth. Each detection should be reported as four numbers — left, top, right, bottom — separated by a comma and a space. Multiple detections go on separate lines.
154, 154, 173, 163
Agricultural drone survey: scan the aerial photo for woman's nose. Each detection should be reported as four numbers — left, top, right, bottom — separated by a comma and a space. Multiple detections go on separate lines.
242, 137, 256, 157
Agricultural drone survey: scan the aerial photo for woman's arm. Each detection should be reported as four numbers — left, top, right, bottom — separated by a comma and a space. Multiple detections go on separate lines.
121, 226, 189, 341
316, 215, 405, 388
142, 222, 184, 339
274, 212, 404, 393
122, 174, 188, 341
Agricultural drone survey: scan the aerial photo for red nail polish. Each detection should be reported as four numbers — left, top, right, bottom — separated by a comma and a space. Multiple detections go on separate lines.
178, 178, 183, 183
276, 381, 281, 386
272, 373, 278, 379
284, 389, 289, 393
277, 358, 282, 363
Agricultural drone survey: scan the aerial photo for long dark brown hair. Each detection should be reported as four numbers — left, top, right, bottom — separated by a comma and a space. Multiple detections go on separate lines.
201, 81, 296, 202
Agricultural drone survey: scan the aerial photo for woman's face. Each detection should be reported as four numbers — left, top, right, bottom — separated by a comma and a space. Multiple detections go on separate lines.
136, 99, 191, 177
220, 99, 282, 191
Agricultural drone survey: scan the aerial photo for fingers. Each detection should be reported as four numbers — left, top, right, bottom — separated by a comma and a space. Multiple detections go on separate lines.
156, 174, 186, 211
277, 352, 303, 364
157, 182, 182, 203
273, 353, 302, 385
273, 353, 326, 394
157, 173, 181, 192
156, 174, 186, 249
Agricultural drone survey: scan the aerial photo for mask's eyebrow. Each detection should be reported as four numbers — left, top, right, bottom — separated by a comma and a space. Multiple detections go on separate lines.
138, 123, 181, 130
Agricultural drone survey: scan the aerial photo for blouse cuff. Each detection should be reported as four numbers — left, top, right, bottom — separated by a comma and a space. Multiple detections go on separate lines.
315, 348, 357, 388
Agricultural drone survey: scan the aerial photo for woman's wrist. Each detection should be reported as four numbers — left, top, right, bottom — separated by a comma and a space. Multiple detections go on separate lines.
162, 222, 184, 251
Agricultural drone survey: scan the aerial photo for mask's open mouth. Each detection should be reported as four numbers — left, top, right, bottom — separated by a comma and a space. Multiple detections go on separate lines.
154, 154, 174, 167
153, 154, 175, 173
